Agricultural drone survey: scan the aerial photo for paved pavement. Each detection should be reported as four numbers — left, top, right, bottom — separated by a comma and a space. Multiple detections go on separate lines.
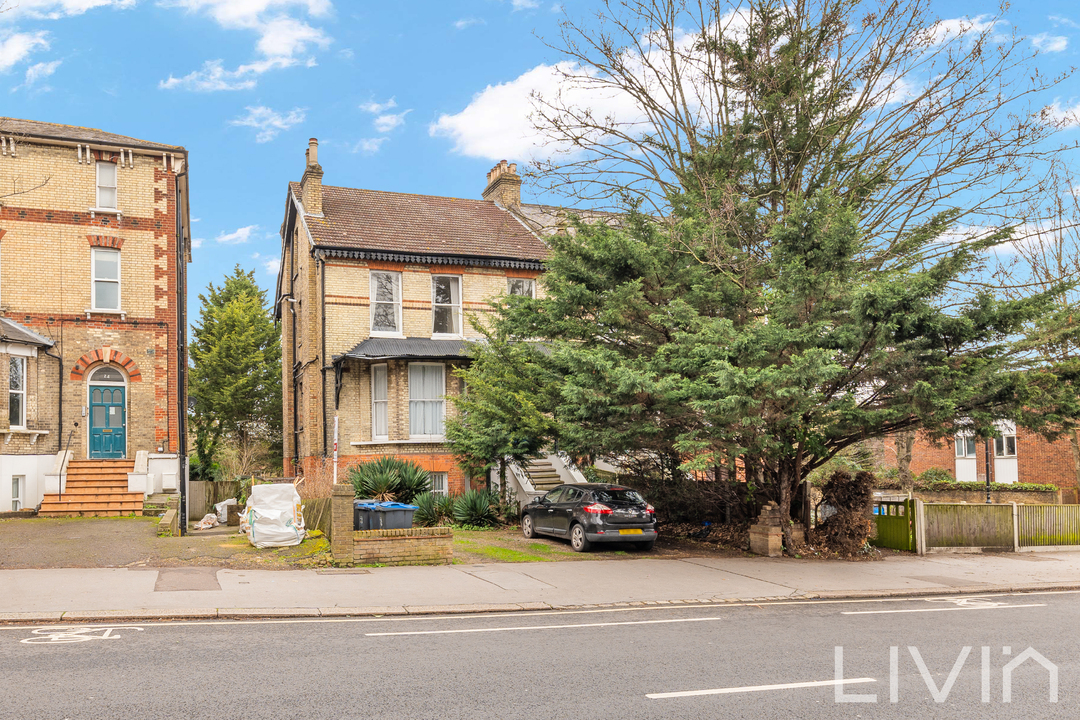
3, 550, 1080, 622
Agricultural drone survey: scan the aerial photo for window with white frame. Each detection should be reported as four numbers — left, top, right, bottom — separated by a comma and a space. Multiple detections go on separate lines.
370, 271, 402, 334
994, 434, 1017, 457
409, 363, 445, 437
432, 275, 462, 335
955, 435, 977, 458
11, 475, 24, 512
97, 161, 117, 209
371, 364, 388, 440
507, 277, 535, 297
9, 357, 25, 428
92, 248, 121, 311
430, 472, 448, 497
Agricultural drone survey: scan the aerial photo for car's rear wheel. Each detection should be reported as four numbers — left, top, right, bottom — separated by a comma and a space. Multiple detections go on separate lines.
521, 514, 536, 539
635, 539, 655, 551
570, 524, 591, 552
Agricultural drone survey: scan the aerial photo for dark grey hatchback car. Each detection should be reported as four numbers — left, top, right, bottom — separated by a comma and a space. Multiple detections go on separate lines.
521, 483, 657, 552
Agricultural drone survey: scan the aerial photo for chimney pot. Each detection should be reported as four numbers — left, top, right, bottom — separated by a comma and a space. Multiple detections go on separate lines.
300, 138, 324, 215
482, 159, 522, 208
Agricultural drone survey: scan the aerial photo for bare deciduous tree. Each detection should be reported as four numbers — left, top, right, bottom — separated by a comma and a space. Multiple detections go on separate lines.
531, 0, 1076, 259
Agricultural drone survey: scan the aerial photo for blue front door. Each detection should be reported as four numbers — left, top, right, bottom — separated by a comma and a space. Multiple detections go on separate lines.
89, 386, 126, 458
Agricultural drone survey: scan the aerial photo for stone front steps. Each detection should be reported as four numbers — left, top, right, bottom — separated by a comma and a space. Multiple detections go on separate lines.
526, 459, 563, 491
38, 459, 142, 517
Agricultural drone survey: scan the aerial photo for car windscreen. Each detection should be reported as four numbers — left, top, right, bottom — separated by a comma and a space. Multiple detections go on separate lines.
591, 487, 646, 504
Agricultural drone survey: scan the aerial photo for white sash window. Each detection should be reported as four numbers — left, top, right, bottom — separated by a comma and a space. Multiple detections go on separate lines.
370, 271, 402, 335
93, 248, 121, 311
432, 275, 461, 336
371, 364, 388, 440
9, 357, 25, 428
409, 363, 445, 438
97, 161, 117, 209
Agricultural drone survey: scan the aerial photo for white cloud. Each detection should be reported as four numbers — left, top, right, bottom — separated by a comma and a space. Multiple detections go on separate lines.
453, 17, 485, 30
338, 48, 354, 60
1040, 100, 1080, 127
551, 4, 562, 12
255, 15, 329, 57
1032, 33, 1068, 53
359, 97, 396, 114
11, 59, 60, 92
191, 238, 204, 249
230, 105, 306, 142
926, 15, 1004, 45
352, 137, 388, 154
373, 110, 410, 133
511, 0, 539, 10
431, 62, 614, 160
0, 30, 50, 72
0, 0, 134, 20
215, 224, 259, 244
1049, 15, 1080, 30
159, 0, 331, 91
160, 59, 260, 91
264, 258, 281, 275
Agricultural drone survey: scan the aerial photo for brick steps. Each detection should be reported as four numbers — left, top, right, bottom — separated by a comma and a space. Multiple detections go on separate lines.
41, 459, 142, 517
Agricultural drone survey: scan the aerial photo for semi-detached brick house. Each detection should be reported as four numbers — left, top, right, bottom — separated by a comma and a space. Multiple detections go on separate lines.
0, 118, 191, 518
888, 424, 1080, 503
275, 140, 552, 495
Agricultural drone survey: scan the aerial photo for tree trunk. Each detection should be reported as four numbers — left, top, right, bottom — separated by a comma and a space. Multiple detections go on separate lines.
897, 430, 916, 491
778, 462, 793, 553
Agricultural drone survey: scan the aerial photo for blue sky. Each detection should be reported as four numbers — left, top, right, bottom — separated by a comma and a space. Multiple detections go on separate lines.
2, 0, 1079, 323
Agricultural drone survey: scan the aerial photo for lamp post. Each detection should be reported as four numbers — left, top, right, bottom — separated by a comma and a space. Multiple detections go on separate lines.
984, 437, 992, 504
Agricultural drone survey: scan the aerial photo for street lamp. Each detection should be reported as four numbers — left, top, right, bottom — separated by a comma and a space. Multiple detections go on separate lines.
984, 437, 992, 504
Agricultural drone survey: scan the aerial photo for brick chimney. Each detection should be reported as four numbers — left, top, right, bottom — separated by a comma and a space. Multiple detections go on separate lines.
482, 160, 521, 208
300, 138, 323, 216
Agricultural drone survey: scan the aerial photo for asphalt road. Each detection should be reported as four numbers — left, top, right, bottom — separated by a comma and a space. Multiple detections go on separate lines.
0, 591, 1075, 719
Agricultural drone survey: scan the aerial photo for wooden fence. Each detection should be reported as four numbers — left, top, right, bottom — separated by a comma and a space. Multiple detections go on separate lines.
1017, 505, 1080, 549
924, 503, 1015, 551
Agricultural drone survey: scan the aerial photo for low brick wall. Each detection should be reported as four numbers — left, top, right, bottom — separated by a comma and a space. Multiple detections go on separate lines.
352, 527, 453, 566
912, 489, 1061, 505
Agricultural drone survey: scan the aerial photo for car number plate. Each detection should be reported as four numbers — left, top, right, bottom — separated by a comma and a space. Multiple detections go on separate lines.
619, 529, 643, 535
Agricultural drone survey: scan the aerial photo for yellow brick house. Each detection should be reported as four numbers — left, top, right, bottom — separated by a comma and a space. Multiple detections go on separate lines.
0, 118, 191, 518
275, 140, 567, 495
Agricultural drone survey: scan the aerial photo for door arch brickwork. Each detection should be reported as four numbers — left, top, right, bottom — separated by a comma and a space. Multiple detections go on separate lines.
70, 348, 142, 382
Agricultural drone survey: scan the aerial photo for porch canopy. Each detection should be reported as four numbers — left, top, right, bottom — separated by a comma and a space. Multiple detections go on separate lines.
337, 337, 472, 362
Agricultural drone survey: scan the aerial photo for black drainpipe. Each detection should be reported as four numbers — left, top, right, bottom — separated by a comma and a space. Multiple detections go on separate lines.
42, 343, 63, 456
175, 161, 190, 535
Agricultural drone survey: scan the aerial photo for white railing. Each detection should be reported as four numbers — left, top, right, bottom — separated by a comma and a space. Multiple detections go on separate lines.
556, 451, 590, 484
505, 457, 543, 508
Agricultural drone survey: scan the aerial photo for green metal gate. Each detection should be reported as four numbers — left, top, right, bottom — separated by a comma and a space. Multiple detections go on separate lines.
872, 499, 916, 551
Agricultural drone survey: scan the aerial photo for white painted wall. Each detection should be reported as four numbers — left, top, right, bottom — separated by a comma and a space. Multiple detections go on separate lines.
995, 458, 1018, 484
955, 457, 977, 483
2, 454, 60, 511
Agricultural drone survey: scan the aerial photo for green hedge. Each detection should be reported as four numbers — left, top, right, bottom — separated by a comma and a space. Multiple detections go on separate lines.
876, 466, 1057, 494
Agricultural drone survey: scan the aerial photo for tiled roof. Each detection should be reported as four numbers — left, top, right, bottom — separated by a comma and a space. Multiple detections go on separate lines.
0, 117, 184, 153
515, 202, 624, 237
339, 337, 472, 361
290, 182, 549, 262
0, 318, 54, 347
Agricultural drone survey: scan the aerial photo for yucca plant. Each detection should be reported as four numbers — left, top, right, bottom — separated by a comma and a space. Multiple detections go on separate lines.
413, 492, 438, 527
347, 457, 431, 503
435, 495, 456, 525
453, 489, 498, 527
